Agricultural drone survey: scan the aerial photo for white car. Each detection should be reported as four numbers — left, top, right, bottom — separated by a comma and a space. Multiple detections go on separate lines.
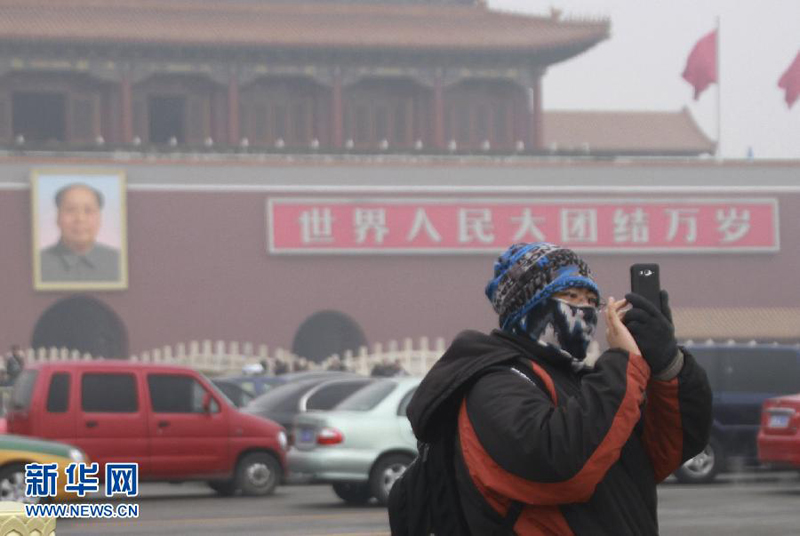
288, 377, 420, 505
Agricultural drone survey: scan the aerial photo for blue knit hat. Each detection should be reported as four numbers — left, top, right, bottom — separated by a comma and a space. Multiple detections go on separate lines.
485, 242, 600, 330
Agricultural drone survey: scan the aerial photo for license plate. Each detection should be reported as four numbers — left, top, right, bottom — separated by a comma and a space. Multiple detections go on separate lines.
768, 414, 790, 428
299, 428, 315, 443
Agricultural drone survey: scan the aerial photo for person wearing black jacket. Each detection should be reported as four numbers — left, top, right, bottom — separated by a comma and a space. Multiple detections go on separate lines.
406, 242, 712, 535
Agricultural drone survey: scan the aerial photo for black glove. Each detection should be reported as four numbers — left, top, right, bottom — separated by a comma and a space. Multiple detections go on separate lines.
623, 290, 678, 375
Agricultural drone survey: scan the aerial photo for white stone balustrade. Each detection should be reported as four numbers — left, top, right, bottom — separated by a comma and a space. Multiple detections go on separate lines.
20, 336, 450, 377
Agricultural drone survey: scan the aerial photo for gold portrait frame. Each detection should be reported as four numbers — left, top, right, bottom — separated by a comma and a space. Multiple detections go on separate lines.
31, 168, 129, 291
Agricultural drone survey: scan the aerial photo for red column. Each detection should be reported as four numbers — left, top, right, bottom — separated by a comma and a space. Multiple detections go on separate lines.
331, 72, 343, 149
433, 72, 445, 150
227, 74, 240, 146
120, 73, 133, 144
530, 74, 543, 152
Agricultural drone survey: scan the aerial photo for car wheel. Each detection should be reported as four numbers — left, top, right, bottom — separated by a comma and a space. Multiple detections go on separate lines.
674, 438, 723, 484
332, 482, 372, 505
236, 453, 281, 496
0, 463, 42, 504
207, 479, 238, 496
369, 454, 413, 506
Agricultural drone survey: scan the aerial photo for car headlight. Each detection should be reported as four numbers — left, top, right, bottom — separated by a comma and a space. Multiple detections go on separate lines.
277, 431, 288, 451
69, 448, 85, 463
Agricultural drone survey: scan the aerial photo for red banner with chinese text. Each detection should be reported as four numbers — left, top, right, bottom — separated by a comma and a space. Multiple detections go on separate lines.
267, 198, 778, 254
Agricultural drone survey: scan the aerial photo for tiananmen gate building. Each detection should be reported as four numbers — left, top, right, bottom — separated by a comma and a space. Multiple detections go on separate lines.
0, 0, 796, 363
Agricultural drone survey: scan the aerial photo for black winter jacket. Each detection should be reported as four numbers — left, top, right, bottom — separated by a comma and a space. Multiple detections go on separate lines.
407, 330, 712, 535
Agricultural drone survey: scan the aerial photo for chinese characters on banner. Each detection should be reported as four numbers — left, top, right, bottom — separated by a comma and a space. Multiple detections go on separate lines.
267, 198, 779, 254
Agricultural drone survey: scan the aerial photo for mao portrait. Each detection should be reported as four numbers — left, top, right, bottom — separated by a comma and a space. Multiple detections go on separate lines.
32, 170, 128, 291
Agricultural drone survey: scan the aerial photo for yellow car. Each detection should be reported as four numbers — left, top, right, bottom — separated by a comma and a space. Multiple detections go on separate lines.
0, 434, 88, 504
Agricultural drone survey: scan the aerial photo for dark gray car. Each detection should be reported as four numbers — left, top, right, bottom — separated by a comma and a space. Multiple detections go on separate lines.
242, 375, 375, 431
217, 370, 356, 398
676, 343, 800, 483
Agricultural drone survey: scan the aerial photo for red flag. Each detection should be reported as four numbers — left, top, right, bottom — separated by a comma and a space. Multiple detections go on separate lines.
682, 30, 717, 100
778, 51, 800, 108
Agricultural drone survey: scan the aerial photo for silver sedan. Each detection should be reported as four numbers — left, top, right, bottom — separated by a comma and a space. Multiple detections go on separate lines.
288, 376, 420, 505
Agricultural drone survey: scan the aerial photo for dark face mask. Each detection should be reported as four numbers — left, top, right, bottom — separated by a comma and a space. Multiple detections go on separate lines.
514, 297, 599, 361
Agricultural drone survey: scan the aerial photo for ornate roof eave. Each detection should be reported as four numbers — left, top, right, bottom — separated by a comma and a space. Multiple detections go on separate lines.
530, 36, 610, 67
0, 35, 609, 57
0, 0, 610, 65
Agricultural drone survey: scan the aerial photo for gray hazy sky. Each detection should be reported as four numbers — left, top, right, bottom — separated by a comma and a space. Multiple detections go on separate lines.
491, 0, 800, 160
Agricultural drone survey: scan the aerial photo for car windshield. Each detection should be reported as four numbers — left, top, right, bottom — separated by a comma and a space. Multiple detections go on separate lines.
204, 377, 236, 407
335, 380, 397, 411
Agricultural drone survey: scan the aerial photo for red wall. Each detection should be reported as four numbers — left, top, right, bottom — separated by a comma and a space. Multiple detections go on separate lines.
2, 182, 799, 356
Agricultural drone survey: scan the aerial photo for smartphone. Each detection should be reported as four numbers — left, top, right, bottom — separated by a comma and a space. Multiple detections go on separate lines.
630, 263, 662, 309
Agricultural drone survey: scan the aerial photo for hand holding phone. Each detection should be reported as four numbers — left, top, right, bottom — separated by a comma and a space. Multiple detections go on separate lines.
630, 263, 662, 310
625, 263, 678, 375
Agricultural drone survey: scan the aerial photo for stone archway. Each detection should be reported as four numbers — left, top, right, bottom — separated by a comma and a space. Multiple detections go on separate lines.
31, 295, 128, 358
291, 310, 367, 364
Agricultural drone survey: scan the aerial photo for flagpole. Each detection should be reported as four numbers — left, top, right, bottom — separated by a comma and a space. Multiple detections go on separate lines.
716, 16, 721, 160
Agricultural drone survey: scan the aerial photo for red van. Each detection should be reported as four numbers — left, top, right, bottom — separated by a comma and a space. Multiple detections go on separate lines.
6, 361, 288, 496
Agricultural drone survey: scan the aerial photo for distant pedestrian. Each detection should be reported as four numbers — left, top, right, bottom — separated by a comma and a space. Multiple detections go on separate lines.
371, 357, 406, 377
274, 359, 289, 376
370, 358, 390, 377
326, 356, 348, 372
389, 358, 407, 376
5, 345, 25, 385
